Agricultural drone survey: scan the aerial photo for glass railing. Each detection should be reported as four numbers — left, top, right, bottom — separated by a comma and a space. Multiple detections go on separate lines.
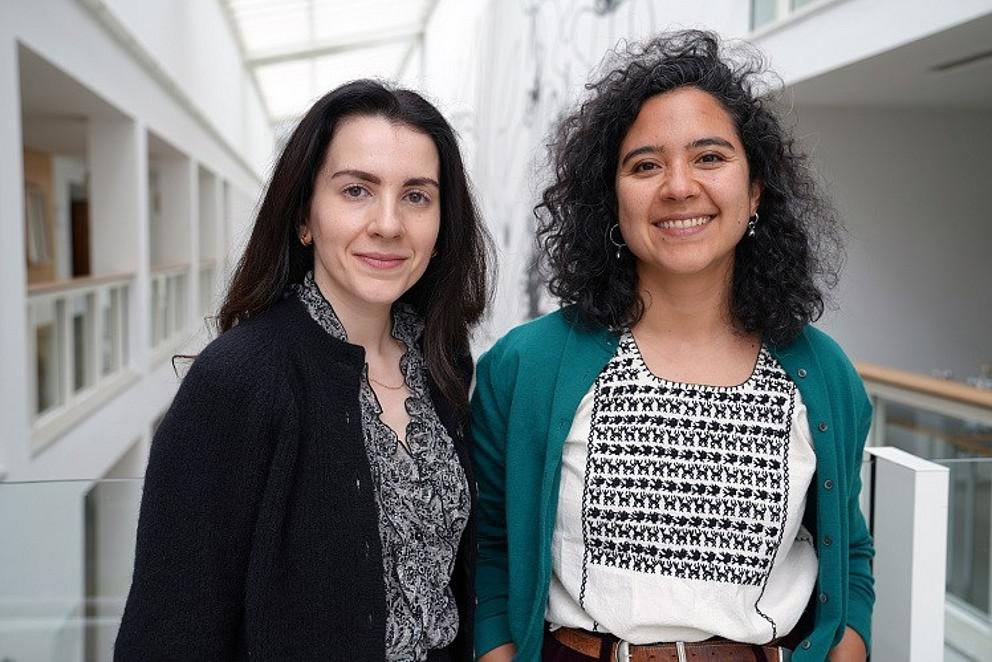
859, 362, 992, 662
0, 478, 142, 662
149, 263, 190, 351
938, 458, 992, 662
26, 275, 134, 445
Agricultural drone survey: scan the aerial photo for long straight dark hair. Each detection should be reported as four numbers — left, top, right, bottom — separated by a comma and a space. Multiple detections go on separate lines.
219, 80, 491, 413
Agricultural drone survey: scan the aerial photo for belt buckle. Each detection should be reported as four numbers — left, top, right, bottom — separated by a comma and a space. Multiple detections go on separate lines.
614, 640, 631, 662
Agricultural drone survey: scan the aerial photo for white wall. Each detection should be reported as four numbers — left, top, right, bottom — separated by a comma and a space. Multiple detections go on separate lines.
96, 0, 274, 178
0, 0, 270, 484
5, 1, 265, 193
797, 106, 992, 380
0, 18, 29, 479
752, 0, 992, 87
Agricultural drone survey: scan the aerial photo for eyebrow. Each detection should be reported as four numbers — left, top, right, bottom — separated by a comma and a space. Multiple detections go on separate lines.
330, 169, 439, 189
404, 176, 440, 189
619, 136, 737, 167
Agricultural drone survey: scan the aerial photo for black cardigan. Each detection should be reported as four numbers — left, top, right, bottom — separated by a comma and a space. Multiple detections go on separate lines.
115, 296, 476, 661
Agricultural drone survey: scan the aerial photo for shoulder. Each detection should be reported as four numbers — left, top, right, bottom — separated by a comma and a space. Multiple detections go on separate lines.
792, 325, 862, 386
480, 306, 601, 367
185, 298, 301, 398
777, 325, 870, 425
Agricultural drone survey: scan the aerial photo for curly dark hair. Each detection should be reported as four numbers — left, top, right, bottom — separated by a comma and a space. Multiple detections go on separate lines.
536, 30, 842, 346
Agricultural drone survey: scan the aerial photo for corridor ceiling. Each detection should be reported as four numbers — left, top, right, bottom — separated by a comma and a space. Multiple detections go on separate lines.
221, 0, 440, 124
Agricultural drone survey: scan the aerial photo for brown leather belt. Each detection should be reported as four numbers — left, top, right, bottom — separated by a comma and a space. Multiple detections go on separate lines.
553, 627, 786, 662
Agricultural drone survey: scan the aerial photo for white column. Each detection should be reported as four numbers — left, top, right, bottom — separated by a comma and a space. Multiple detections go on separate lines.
0, 28, 30, 479
220, 180, 232, 281
154, 155, 193, 267
186, 161, 200, 332
88, 117, 149, 372
198, 168, 222, 320
88, 119, 142, 276
867, 446, 950, 662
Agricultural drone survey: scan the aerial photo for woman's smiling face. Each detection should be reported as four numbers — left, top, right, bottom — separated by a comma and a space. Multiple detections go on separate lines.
305, 114, 441, 312
615, 86, 761, 285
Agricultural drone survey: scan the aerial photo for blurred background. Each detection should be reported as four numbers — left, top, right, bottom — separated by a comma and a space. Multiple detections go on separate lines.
1, 0, 990, 660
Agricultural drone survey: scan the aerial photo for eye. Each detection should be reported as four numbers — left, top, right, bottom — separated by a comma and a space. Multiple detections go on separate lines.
404, 190, 432, 206
342, 184, 370, 199
633, 161, 659, 173
697, 152, 727, 165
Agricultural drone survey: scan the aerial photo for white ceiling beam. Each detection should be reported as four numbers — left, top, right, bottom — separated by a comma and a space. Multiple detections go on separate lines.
247, 26, 422, 68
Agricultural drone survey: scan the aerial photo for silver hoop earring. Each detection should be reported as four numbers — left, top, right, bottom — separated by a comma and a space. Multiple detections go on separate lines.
747, 212, 759, 237
608, 223, 626, 259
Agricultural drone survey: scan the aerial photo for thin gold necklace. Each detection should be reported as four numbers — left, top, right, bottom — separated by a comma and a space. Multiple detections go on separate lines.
369, 375, 404, 390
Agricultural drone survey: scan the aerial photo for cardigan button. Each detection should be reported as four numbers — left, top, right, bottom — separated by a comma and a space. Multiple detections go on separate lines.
823, 535, 833, 546
797, 368, 808, 378
355, 477, 362, 491
817, 421, 828, 432
824, 479, 834, 490
345, 411, 350, 424
801, 640, 812, 650
819, 592, 829, 604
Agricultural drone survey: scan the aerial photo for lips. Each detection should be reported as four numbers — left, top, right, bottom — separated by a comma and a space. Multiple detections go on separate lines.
355, 252, 407, 269
653, 215, 714, 230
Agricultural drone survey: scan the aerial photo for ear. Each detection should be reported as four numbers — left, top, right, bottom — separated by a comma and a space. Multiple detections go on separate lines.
298, 220, 312, 246
749, 179, 763, 216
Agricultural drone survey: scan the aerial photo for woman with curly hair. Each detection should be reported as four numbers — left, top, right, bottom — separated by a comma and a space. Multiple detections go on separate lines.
472, 31, 873, 662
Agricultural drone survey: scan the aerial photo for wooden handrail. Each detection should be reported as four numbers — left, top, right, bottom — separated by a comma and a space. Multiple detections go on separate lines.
150, 261, 191, 275
856, 361, 992, 411
26, 272, 135, 297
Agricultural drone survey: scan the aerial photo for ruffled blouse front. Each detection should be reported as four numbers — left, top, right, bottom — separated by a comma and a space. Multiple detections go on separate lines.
293, 273, 470, 661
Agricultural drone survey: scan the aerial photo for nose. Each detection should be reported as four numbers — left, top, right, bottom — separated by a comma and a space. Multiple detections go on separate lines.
368, 199, 403, 238
660, 160, 700, 201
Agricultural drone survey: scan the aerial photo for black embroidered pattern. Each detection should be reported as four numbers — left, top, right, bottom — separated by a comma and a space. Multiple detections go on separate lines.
579, 332, 796, 622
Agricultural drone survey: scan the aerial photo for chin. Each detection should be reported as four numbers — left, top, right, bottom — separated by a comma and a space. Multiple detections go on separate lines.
353, 282, 411, 308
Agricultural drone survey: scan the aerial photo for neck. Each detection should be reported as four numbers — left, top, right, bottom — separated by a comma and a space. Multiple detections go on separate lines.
634, 264, 735, 342
313, 273, 394, 354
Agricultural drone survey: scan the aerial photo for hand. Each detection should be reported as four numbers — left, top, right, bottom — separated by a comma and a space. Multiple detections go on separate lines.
478, 642, 516, 662
827, 627, 867, 662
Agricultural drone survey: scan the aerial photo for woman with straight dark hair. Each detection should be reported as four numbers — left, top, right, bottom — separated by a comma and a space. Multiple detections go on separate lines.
116, 79, 490, 661
473, 31, 873, 662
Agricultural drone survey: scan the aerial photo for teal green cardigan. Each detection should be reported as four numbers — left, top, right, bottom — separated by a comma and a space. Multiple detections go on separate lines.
471, 308, 875, 661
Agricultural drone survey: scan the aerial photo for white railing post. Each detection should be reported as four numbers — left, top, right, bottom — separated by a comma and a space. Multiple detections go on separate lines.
867, 446, 949, 662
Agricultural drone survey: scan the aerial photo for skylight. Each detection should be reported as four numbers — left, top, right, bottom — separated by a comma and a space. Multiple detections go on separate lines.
222, 0, 438, 123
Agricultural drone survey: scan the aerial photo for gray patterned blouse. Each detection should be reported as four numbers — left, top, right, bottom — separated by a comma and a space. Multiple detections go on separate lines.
293, 272, 470, 661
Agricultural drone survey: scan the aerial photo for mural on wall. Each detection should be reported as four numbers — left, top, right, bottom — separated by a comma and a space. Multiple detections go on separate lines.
473, 0, 668, 337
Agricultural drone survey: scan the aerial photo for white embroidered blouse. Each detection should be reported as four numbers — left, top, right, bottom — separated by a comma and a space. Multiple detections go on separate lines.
546, 331, 818, 644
